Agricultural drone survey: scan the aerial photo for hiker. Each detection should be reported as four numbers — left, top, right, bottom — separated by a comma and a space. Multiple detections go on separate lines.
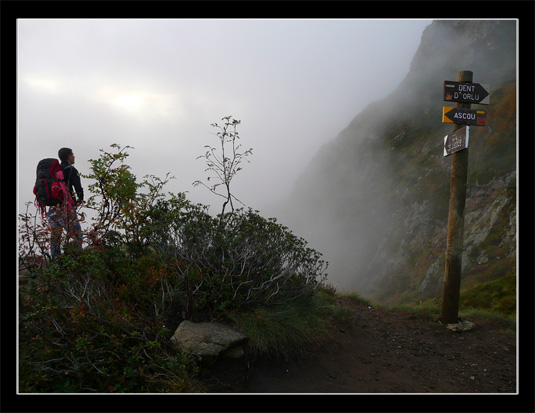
47, 147, 85, 259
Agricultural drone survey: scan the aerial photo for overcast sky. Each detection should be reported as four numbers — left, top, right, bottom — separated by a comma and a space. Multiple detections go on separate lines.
17, 18, 431, 222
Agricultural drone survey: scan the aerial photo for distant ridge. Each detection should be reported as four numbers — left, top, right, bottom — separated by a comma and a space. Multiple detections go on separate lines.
273, 20, 517, 306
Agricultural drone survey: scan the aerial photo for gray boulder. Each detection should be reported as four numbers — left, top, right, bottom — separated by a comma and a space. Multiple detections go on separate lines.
171, 320, 249, 358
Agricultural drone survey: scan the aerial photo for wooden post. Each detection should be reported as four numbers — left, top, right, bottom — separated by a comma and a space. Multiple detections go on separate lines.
441, 70, 473, 324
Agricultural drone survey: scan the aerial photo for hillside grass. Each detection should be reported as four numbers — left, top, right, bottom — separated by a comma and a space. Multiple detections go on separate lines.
229, 285, 516, 368
229, 286, 355, 360
342, 290, 516, 336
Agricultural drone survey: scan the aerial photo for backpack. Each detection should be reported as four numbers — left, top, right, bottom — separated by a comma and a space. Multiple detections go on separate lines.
33, 158, 65, 207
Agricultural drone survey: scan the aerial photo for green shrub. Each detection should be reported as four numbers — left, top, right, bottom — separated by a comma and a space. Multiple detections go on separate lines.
19, 248, 202, 393
19, 143, 329, 392
144, 199, 328, 316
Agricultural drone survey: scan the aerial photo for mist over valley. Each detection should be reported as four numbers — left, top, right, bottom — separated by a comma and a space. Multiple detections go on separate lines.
17, 18, 518, 309
267, 20, 517, 307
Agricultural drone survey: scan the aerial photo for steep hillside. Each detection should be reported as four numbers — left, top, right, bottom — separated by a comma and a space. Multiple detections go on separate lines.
273, 20, 517, 307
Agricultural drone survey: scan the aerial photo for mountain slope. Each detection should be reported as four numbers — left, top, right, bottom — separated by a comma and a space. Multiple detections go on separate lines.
273, 20, 517, 306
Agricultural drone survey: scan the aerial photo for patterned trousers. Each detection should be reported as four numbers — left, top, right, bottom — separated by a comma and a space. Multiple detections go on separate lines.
47, 206, 83, 259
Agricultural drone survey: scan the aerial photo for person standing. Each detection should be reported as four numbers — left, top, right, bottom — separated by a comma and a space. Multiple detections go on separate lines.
58, 147, 84, 206
48, 147, 84, 258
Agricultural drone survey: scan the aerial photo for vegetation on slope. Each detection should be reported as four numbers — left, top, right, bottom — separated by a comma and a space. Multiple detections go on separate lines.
367, 81, 516, 310
277, 21, 516, 316
18, 143, 329, 393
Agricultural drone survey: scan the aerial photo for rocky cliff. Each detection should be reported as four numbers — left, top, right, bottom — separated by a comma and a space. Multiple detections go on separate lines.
273, 20, 517, 307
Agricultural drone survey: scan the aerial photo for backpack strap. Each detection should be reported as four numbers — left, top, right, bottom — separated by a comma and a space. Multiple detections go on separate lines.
62, 164, 75, 202
63, 164, 72, 182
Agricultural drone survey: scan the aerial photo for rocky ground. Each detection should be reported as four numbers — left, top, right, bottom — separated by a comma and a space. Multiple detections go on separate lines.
201, 296, 517, 394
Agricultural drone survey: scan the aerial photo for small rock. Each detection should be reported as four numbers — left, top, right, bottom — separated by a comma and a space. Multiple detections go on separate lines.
171, 320, 248, 358
446, 320, 476, 332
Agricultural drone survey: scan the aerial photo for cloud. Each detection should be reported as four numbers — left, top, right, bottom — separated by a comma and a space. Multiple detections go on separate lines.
97, 88, 184, 120
22, 76, 62, 94
17, 18, 432, 218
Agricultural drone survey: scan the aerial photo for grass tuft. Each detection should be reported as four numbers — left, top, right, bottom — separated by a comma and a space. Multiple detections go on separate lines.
229, 295, 332, 360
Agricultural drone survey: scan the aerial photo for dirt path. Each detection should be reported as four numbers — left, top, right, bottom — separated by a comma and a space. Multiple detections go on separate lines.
202, 297, 517, 394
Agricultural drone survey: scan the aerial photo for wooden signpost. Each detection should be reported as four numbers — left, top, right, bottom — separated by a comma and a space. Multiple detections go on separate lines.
441, 70, 488, 325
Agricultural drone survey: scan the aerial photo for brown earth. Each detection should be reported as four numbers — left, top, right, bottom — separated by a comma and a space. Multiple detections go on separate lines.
201, 296, 517, 394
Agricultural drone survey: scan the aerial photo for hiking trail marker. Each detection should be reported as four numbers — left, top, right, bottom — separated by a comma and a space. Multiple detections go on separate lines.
440, 70, 489, 325
444, 81, 490, 105
442, 107, 486, 126
444, 125, 469, 157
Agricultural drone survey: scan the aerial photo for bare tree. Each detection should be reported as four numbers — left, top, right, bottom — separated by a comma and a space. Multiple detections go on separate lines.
193, 116, 253, 215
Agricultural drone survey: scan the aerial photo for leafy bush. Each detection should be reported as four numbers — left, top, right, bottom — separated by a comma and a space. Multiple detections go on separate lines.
19, 248, 202, 393
19, 143, 329, 392
85, 143, 174, 255
145, 199, 328, 316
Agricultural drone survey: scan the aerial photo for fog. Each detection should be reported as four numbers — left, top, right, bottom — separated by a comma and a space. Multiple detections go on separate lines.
264, 19, 518, 294
16, 18, 433, 293
18, 19, 431, 220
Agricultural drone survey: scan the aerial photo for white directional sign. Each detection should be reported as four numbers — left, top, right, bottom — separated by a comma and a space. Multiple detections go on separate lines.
444, 81, 490, 105
444, 126, 470, 157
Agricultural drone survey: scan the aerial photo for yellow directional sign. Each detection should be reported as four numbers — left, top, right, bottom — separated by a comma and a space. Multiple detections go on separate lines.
442, 106, 486, 126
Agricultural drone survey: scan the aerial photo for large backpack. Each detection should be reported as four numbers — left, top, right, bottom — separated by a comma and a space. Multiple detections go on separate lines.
33, 158, 66, 208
